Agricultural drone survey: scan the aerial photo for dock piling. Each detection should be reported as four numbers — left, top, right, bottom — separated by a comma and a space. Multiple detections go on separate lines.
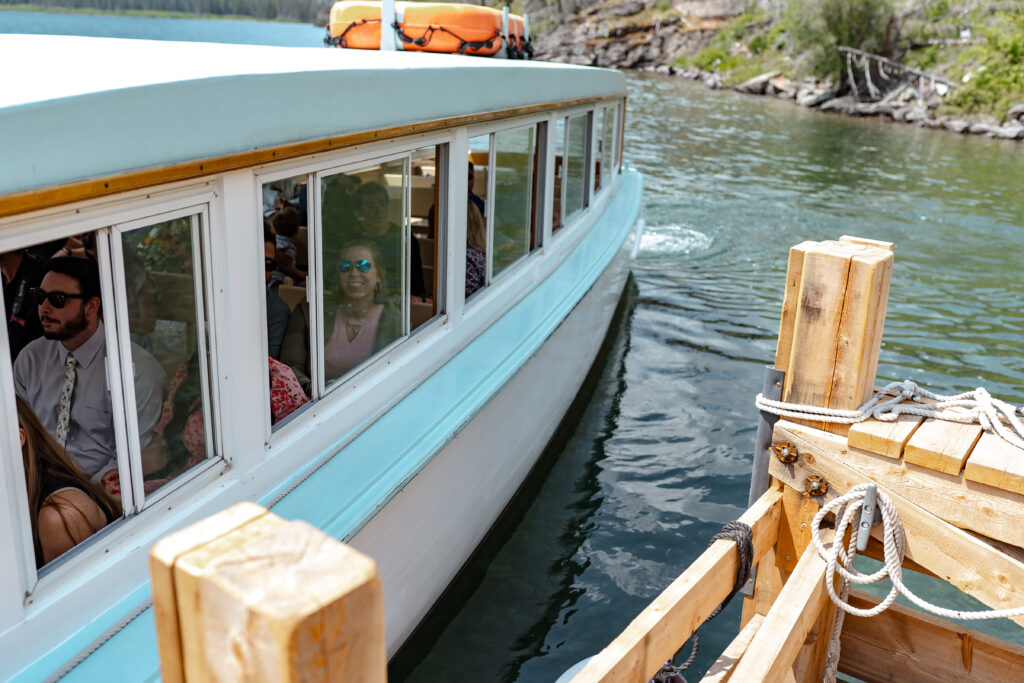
150, 503, 386, 683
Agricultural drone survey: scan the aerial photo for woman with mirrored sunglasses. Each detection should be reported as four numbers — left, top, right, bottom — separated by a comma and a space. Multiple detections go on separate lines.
322, 240, 402, 385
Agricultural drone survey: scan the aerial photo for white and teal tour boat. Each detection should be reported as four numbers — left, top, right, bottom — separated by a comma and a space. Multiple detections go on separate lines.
0, 26, 642, 681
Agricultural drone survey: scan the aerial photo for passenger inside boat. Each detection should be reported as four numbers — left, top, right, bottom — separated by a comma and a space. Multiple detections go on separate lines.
354, 182, 426, 299
265, 231, 290, 360
16, 395, 120, 567
271, 205, 307, 286
466, 198, 487, 298
1, 247, 45, 361
13, 256, 167, 485
324, 240, 402, 383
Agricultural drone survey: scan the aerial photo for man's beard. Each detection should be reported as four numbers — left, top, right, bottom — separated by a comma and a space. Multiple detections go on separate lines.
41, 308, 89, 341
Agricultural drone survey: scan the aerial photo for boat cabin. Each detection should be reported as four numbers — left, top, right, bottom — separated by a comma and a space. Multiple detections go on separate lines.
0, 35, 638, 680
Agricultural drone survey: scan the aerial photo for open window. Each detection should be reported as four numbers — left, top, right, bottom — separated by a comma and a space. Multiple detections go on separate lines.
1, 206, 219, 573
466, 122, 540, 301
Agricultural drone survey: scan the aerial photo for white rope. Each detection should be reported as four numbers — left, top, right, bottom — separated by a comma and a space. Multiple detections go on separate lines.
755, 380, 1024, 451
812, 484, 1024, 682
813, 484, 1024, 619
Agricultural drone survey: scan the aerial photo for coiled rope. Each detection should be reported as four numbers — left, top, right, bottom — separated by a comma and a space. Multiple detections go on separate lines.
650, 521, 754, 683
811, 484, 1024, 682
755, 380, 1024, 451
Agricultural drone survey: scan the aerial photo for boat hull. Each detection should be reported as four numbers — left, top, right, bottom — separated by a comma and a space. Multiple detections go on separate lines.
353, 216, 639, 652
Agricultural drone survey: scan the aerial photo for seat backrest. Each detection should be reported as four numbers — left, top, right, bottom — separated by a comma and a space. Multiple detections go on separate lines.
418, 237, 435, 268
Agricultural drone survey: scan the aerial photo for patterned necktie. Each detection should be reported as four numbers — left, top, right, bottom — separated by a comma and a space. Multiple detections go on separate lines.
56, 352, 77, 447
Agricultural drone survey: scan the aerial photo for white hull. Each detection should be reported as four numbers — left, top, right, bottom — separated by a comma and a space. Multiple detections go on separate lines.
354, 233, 635, 654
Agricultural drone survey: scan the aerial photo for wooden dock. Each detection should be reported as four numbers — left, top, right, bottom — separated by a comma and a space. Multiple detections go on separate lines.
147, 235, 1024, 682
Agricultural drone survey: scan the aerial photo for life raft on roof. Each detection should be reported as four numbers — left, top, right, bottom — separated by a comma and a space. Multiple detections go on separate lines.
325, 1, 532, 58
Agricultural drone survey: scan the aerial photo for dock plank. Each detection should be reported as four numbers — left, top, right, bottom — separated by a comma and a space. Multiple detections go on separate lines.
729, 543, 829, 682
965, 431, 1024, 495
847, 414, 924, 459
904, 417, 983, 475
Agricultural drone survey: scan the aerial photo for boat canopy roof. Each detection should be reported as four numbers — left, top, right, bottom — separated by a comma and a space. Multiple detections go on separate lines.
0, 34, 625, 199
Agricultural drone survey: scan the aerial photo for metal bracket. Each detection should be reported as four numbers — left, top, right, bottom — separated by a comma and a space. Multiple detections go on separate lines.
748, 366, 786, 506
740, 564, 757, 596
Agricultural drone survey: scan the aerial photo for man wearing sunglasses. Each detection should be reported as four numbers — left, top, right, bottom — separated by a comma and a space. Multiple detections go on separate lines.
13, 256, 167, 484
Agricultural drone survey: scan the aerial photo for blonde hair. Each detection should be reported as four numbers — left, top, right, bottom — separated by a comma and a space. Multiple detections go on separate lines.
466, 201, 487, 253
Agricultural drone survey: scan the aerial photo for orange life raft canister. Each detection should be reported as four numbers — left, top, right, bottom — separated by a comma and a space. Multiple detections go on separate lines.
326, 1, 530, 58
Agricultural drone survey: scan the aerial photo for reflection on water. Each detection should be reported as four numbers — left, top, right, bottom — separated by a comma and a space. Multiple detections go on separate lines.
396, 71, 1024, 681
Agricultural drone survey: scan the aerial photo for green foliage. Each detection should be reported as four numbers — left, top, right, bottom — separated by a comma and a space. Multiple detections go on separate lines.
944, 11, 1024, 118
654, 0, 669, 11
820, 0, 895, 54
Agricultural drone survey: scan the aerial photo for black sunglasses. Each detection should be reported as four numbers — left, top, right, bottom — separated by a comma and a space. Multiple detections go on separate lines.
265, 258, 277, 271
30, 288, 89, 309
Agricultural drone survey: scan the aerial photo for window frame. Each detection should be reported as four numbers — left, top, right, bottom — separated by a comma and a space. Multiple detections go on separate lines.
254, 131, 454, 441
0, 184, 229, 599
101, 204, 223, 514
465, 113, 548, 294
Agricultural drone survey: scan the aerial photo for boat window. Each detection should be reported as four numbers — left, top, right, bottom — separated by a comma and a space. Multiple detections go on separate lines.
265, 174, 313, 427
318, 157, 408, 392
552, 117, 565, 234
564, 113, 588, 221
114, 213, 217, 505
492, 125, 535, 278
602, 103, 617, 188
2, 210, 218, 570
467, 134, 490, 299
410, 144, 446, 332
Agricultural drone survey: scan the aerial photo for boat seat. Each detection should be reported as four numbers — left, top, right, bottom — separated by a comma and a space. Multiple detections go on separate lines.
418, 237, 435, 268
411, 299, 434, 330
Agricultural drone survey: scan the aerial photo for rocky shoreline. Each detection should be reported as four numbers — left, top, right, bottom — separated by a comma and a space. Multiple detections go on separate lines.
642, 65, 1024, 143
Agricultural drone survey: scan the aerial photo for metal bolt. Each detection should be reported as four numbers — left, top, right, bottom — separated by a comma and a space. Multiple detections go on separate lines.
804, 475, 828, 496
773, 440, 798, 464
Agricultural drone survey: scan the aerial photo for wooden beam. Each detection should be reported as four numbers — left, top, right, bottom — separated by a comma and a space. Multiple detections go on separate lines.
729, 543, 830, 682
571, 488, 783, 683
773, 241, 815, 377
838, 590, 1024, 682
151, 506, 386, 683
740, 544, 786, 628
965, 432, 1024, 495
769, 421, 1024, 628
772, 419, 1024, 548
700, 614, 764, 683
774, 486, 819, 573
904, 418, 984, 475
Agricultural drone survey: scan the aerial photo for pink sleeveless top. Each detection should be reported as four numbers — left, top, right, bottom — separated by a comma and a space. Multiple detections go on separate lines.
324, 304, 384, 380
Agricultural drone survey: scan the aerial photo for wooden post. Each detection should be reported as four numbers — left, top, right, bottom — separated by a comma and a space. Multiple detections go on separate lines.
150, 503, 386, 683
774, 237, 894, 435
741, 236, 894, 678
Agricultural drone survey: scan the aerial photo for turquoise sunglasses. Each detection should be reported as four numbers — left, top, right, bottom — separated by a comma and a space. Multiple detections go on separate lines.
337, 259, 372, 273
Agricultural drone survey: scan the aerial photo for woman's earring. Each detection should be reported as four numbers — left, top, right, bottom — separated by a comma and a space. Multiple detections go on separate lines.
374, 282, 381, 293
